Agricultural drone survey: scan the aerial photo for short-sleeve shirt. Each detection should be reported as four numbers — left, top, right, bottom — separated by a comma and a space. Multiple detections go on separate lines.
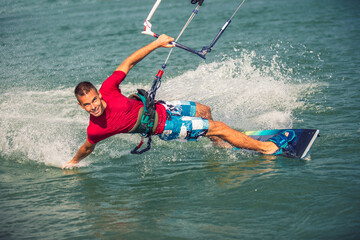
86, 71, 167, 144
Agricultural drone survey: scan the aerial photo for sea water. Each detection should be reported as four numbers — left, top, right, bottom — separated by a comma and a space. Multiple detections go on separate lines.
0, 0, 359, 239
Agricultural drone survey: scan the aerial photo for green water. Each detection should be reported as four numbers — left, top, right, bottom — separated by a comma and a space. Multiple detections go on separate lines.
1, 0, 359, 239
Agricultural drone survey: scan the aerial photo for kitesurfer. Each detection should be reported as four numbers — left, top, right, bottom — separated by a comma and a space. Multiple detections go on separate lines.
62, 34, 290, 169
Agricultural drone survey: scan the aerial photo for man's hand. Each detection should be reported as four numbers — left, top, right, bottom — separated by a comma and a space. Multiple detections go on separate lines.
116, 34, 174, 74
155, 34, 175, 48
62, 140, 95, 170
62, 159, 80, 170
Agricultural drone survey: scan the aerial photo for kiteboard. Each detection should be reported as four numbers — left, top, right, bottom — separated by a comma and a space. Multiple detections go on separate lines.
243, 129, 320, 159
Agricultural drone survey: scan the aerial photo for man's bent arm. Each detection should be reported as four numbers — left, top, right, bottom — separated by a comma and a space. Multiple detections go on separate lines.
62, 140, 96, 169
116, 34, 174, 74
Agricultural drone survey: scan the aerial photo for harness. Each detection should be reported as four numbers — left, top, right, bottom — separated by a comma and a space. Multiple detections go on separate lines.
128, 89, 158, 154
128, 89, 158, 135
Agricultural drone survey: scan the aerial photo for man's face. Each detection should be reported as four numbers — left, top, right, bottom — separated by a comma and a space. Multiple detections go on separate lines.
77, 89, 105, 117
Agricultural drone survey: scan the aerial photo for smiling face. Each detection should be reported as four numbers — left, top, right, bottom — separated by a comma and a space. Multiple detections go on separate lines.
77, 89, 106, 117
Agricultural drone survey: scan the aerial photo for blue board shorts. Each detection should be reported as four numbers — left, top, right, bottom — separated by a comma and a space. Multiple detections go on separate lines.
158, 101, 209, 142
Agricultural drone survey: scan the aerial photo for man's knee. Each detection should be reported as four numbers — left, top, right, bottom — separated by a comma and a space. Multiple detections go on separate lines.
195, 103, 212, 119
207, 120, 229, 137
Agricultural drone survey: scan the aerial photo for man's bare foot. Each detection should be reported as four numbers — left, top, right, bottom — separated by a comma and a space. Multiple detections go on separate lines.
260, 141, 280, 155
262, 131, 292, 155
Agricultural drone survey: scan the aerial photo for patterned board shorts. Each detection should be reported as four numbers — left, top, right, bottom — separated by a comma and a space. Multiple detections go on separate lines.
158, 101, 209, 142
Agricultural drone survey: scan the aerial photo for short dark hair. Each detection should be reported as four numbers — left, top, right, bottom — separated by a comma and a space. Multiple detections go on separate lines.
74, 81, 97, 100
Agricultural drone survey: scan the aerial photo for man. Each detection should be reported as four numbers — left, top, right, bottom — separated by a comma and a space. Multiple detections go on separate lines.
62, 34, 293, 169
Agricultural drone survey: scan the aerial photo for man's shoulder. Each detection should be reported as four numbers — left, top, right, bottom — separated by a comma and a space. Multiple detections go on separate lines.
99, 71, 127, 98
88, 114, 107, 129
86, 116, 107, 144
109, 70, 126, 79
103, 71, 127, 86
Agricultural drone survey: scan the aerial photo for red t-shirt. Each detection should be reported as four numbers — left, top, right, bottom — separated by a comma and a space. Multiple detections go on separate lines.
87, 71, 167, 144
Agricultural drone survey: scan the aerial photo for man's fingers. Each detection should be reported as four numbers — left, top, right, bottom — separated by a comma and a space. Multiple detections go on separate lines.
157, 34, 174, 48
165, 42, 175, 48
62, 162, 76, 170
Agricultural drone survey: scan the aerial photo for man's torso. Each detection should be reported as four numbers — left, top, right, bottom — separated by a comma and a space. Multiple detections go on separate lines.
86, 71, 166, 144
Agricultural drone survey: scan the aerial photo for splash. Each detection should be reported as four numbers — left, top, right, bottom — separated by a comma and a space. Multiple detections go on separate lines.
0, 88, 88, 168
158, 50, 311, 130
0, 84, 151, 168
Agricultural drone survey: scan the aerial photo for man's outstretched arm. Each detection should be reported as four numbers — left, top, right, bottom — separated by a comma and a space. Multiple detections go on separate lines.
116, 34, 174, 74
62, 140, 96, 169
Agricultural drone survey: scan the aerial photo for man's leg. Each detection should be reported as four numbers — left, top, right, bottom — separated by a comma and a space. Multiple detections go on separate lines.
206, 120, 278, 154
195, 103, 232, 148
194, 103, 278, 154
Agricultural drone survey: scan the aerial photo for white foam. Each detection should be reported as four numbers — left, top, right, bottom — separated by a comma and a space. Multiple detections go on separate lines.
0, 87, 87, 168
157, 50, 311, 130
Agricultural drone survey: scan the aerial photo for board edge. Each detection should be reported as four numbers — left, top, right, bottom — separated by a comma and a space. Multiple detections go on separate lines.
300, 129, 320, 159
